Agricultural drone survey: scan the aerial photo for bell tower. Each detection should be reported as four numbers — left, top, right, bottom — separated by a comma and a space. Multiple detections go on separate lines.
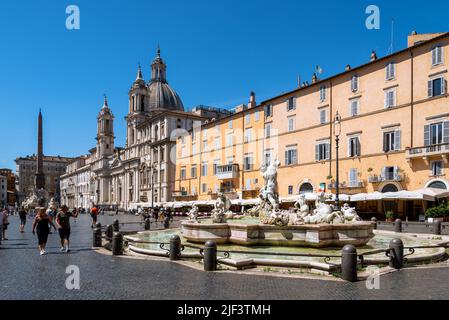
96, 95, 115, 158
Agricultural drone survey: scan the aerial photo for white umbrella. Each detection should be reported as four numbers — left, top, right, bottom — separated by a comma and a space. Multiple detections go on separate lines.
382, 190, 434, 201
414, 188, 449, 199
350, 192, 384, 202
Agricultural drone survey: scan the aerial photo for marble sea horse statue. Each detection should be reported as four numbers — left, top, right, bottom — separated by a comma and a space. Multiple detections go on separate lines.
303, 192, 343, 225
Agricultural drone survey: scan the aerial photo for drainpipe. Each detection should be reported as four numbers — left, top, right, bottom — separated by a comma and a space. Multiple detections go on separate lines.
329, 80, 333, 178
410, 49, 414, 148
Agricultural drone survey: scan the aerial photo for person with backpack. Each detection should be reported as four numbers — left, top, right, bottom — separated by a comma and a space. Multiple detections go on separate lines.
55, 205, 78, 253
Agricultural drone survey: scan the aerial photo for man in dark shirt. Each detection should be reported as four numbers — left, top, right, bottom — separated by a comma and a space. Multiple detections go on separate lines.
19, 207, 27, 233
56, 205, 78, 253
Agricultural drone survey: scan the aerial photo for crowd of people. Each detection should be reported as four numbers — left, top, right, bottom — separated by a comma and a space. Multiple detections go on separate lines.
0, 205, 96, 256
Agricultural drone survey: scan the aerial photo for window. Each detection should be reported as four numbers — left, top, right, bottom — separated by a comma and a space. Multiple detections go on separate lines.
432, 46, 443, 66
180, 168, 186, 180
288, 185, 294, 195
287, 97, 296, 111
245, 114, 251, 124
351, 75, 359, 92
349, 168, 359, 187
264, 104, 273, 118
245, 179, 251, 191
191, 166, 197, 179
192, 143, 197, 155
264, 150, 273, 166
288, 117, 295, 132
348, 137, 361, 157
349, 99, 359, 116
229, 120, 233, 129
384, 88, 396, 108
431, 161, 443, 176
201, 163, 208, 176
265, 124, 272, 138
245, 128, 252, 142
201, 183, 207, 193
320, 86, 326, 102
428, 76, 446, 97
214, 137, 221, 150
319, 109, 328, 124
285, 148, 298, 166
244, 155, 254, 171
383, 130, 401, 152
255, 111, 260, 122
382, 166, 398, 181
226, 134, 234, 147
424, 122, 449, 146
213, 161, 219, 175
316, 142, 330, 161
386, 63, 396, 80
203, 129, 207, 140
202, 140, 208, 151
226, 156, 235, 164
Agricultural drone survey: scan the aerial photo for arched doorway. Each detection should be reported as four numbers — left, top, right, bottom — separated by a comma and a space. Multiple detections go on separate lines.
299, 182, 314, 194
381, 183, 399, 215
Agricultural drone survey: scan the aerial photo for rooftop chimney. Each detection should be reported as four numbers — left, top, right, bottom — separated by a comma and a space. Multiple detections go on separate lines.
370, 50, 378, 62
248, 91, 256, 109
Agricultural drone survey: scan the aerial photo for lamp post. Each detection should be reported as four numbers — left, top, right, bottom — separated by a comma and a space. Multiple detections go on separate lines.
334, 111, 342, 211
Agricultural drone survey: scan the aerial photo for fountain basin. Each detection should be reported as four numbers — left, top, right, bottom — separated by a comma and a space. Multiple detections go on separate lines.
181, 221, 375, 248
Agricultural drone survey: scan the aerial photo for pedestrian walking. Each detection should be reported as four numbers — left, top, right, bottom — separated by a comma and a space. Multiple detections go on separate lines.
56, 205, 78, 253
90, 206, 98, 228
19, 207, 27, 233
32, 207, 56, 256
1, 208, 9, 240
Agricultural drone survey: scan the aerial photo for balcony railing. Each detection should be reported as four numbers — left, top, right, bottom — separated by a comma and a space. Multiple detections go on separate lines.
216, 164, 240, 180
368, 174, 404, 183
328, 181, 364, 189
406, 143, 449, 159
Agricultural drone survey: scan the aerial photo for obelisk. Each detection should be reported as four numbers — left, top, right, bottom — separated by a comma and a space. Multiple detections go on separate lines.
35, 109, 45, 190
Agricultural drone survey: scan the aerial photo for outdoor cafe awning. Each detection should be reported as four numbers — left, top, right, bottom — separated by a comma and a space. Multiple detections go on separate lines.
382, 190, 435, 201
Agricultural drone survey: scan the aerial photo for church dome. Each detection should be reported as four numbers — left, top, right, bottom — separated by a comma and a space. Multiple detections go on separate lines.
147, 48, 184, 112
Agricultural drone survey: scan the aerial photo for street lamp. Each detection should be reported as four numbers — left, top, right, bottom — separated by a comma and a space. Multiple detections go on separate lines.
334, 111, 342, 210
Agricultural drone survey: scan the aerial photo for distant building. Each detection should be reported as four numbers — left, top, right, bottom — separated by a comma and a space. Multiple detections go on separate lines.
15, 155, 74, 205
0, 175, 7, 208
0, 168, 17, 206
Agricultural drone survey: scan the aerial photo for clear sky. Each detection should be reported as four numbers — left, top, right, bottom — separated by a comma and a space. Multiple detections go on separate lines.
0, 0, 448, 171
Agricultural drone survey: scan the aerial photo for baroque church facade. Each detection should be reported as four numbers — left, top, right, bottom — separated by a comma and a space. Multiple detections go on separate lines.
61, 49, 230, 210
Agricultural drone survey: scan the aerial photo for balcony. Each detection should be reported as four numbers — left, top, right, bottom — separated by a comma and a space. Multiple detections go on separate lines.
406, 143, 449, 164
368, 174, 404, 183
216, 164, 240, 180
328, 181, 364, 189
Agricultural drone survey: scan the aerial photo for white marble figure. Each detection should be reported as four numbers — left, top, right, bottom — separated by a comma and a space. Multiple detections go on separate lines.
341, 203, 362, 222
188, 205, 200, 223
260, 160, 281, 213
303, 192, 343, 225
211, 193, 232, 223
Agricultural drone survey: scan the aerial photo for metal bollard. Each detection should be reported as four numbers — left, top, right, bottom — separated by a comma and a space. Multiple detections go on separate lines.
113, 219, 120, 232
169, 235, 181, 261
112, 232, 123, 256
433, 220, 442, 235
371, 217, 378, 230
394, 219, 402, 233
389, 238, 404, 269
105, 225, 113, 241
341, 245, 358, 282
203, 241, 218, 271
144, 218, 151, 231
164, 216, 170, 229
93, 223, 102, 247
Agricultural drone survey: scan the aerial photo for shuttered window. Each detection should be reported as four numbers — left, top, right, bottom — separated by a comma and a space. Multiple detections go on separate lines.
350, 99, 359, 116
383, 130, 401, 152
351, 75, 359, 92
316, 142, 330, 161
428, 77, 446, 97
386, 63, 396, 80
432, 46, 443, 66
384, 89, 396, 108
348, 137, 361, 157
285, 149, 298, 166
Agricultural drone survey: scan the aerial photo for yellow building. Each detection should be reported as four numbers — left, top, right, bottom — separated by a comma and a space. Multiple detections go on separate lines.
174, 31, 449, 219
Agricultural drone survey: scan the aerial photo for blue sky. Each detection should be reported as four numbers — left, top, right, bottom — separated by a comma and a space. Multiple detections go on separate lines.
0, 0, 448, 171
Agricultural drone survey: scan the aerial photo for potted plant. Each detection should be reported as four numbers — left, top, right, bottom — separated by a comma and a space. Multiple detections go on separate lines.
385, 211, 396, 222
425, 204, 448, 222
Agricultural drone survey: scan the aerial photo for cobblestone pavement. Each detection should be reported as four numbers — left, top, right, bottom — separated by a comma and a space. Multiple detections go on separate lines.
1, 214, 449, 300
